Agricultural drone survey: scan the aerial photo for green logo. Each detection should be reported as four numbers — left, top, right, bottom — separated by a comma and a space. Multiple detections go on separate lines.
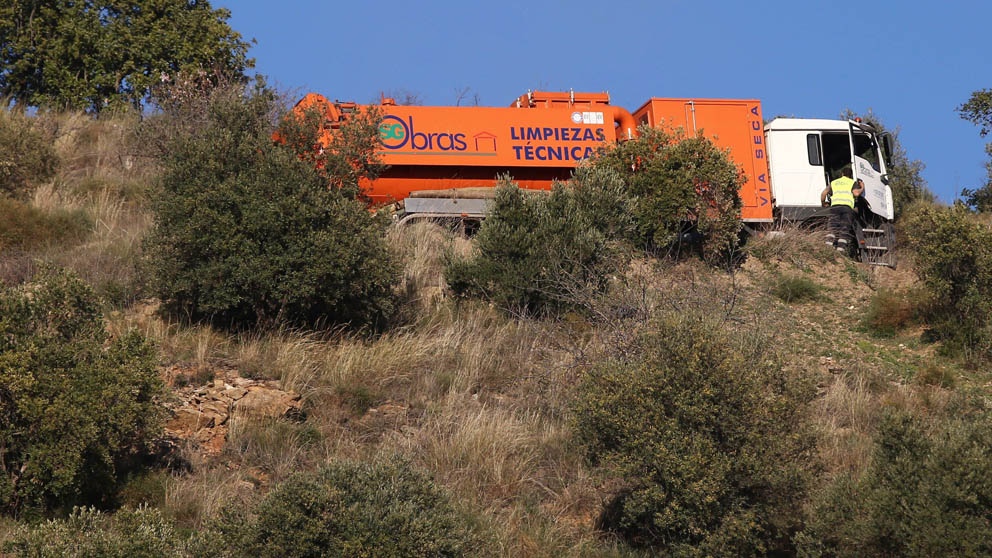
380, 122, 405, 141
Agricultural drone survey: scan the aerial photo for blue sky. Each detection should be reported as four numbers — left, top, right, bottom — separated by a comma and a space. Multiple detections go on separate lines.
222, 0, 990, 203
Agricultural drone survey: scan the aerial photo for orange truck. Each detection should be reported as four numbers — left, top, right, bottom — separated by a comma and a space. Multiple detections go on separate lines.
290, 90, 896, 262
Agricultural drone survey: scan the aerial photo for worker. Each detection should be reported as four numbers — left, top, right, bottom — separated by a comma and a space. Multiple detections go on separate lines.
821, 167, 864, 253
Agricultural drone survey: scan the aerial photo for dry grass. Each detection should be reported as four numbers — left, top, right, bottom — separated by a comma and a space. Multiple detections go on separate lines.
745, 223, 838, 271
394, 400, 557, 507
162, 465, 256, 529
110, 289, 606, 555
387, 221, 472, 319
1, 111, 153, 308
814, 368, 882, 475
0, 516, 19, 551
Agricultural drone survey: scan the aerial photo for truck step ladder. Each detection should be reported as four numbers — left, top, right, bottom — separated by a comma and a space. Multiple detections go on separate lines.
858, 223, 896, 268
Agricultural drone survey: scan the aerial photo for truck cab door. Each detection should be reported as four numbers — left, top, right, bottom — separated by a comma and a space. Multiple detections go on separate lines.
848, 122, 894, 221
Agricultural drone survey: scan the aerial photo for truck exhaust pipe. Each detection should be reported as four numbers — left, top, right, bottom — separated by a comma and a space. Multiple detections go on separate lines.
610, 106, 637, 140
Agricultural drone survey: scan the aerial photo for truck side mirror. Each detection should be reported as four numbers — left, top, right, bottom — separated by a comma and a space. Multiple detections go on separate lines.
881, 173, 890, 185
881, 134, 893, 167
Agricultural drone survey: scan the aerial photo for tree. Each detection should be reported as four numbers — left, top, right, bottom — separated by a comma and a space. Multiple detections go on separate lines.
0, 266, 162, 516
144, 79, 398, 330
0, 0, 254, 112
841, 109, 934, 218
958, 89, 992, 212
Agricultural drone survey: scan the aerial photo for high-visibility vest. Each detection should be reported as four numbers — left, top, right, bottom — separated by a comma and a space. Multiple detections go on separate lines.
830, 176, 855, 208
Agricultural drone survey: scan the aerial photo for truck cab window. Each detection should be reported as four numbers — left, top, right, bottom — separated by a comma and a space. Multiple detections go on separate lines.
821, 132, 851, 182
807, 134, 822, 166
853, 134, 880, 171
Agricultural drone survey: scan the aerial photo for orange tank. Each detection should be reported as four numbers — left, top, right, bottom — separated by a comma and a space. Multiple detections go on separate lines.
290, 91, 636, 206
290, 91, 771, 222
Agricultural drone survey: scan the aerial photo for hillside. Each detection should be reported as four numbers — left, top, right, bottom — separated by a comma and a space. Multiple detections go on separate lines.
1, 107, 990, 558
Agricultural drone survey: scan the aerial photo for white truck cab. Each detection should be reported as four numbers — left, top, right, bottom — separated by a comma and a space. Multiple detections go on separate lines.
765, 118, 894, 222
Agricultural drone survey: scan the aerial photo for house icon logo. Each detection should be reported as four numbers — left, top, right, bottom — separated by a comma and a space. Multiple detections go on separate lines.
473, 131, 497, 154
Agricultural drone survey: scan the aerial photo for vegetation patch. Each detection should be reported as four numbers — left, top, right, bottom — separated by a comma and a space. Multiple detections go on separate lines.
217, 458, 477, 558
3, 506, 197, 558
0, 197, 91, 251
143, 80, 398, 330
798, 412, 992, 557
0, 267, 162, 516
574, 312, 816, 555
446, 169, 633, 316
0, 109, 58, 198
860, 286, 922, 337
772, 274, 825, 303
904, 204, 992, 361
590, 125, 744, 263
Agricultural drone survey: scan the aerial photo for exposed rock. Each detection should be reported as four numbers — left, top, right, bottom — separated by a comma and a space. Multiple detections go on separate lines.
233, 385, 302, 420
160, 368, 302, 457
166, 408, 212, 434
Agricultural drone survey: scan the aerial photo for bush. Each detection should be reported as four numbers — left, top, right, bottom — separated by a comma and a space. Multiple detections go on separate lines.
914, 363, 956, 389
0, 267, 162, 516
445, 168, 633, 315
772, 274, 824, 303
0, 197, 92, 251
144, 79, 398, 329
797, 412, 992, 557
860, 286, 922, 337
574, 312, 816, 555
903, 204, 992, 360
0, 110, 58, 198
590, 125, 744, 263
218, 458, 475, 558
3, 506, 196, 558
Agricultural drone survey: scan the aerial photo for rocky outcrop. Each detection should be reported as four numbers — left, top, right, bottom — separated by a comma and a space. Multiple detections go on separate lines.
162, 368, 302, 456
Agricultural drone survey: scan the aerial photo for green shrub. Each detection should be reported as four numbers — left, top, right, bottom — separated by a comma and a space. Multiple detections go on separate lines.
445, 168, 633, 315
117, 471, 169, 509
590, 125, 744, 263
797, 412, 992, 557
903, 204, 992, 360
914, 363, 956, 389
219, 458, 475, 558
3, 506, 196, 558
143, 80, 398, 329
574, 312, 816, 555
0, 267, 162, 516
0, 110, 58, 198
772, 274, 824, 303
860, 286, 921, 337
0, 197, 92, 251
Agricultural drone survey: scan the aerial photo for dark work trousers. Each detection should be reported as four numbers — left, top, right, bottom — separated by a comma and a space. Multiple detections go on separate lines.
828, 205, 856, 251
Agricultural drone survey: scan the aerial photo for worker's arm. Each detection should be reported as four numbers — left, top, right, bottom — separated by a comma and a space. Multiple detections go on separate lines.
820, 186, 832, 206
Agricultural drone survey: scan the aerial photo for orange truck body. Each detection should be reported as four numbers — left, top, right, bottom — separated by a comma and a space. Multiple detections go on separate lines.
292, 91, 772, 222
